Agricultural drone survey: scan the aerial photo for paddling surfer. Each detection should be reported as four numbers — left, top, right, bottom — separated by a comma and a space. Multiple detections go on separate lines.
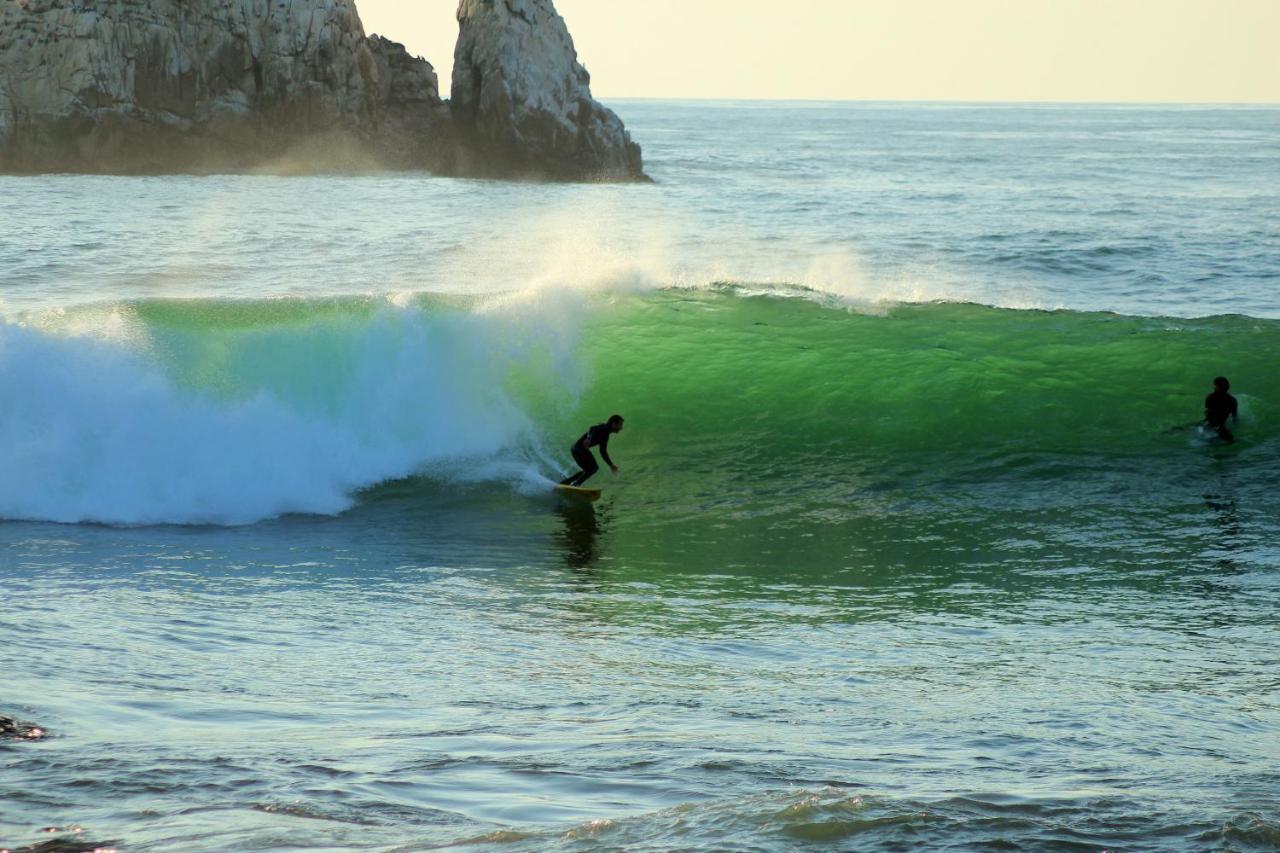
1204, 376, 1238, 443
560, 415, 624, 486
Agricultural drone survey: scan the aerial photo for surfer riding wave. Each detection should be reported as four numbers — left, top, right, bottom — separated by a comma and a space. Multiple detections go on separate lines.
560, 415, 624, 487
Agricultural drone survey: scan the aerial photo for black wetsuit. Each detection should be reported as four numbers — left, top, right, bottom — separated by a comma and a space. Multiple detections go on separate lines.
561, 423, 615, 486
1205, 389, 1239, 442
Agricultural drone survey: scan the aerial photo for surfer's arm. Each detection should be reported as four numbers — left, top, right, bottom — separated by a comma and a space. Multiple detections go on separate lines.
599, 440, 615, 469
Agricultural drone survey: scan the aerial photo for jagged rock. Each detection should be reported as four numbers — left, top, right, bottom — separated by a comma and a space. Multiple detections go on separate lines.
363, 33, 453, 168
8, 834, 119, 853
452, 0, 644, 180
0, 0, 448, 173
0, 0, 643, 180
0, 714, 46, 741
367, 35, 439, 111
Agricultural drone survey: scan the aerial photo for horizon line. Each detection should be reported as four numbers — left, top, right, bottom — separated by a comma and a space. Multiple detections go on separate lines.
592, 96, 1280, 108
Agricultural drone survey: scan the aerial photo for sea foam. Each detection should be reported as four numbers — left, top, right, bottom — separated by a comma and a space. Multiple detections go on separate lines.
0, 298, 573, 525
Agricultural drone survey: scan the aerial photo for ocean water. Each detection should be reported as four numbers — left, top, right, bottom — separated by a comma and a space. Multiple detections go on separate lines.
1, 101, 1278, 850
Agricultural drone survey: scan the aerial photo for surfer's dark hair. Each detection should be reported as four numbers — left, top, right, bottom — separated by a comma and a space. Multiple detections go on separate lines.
1214, 376, 1230, 390
608, 414, 624, 426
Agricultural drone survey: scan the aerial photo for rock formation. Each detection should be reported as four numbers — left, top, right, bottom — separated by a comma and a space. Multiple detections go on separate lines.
364, 33, 452, 169
1, 714, 46, 740
0, 0, 644, 180
452, 0, 643, 180
0, 0, 449, 172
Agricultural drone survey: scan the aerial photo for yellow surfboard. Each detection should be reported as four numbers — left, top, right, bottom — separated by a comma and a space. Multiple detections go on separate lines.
555, 484, 602, 502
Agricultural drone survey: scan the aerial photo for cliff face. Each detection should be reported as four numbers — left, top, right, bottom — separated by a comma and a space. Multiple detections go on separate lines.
0, 0, 644, 180
452, 0, 643, 180
0, 0, 449, 172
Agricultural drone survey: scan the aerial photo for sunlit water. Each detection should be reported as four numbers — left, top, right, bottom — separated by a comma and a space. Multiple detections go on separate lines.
2, 101, 1278, 850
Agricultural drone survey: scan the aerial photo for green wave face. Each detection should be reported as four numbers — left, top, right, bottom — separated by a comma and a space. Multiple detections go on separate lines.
554, 291, 1278, 574
8, 288, 1277, 538
573, 289, 1276, 455
119, 288, 1280, 460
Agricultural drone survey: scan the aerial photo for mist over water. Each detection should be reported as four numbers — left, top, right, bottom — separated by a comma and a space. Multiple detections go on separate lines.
2, 102, 1278, 850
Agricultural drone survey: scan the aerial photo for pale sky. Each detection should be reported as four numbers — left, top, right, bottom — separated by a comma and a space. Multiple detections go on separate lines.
357, 0, 1279, 103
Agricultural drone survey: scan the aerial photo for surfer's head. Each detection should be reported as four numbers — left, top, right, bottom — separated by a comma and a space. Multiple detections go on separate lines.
1213, 376, 1230, 392
608, 414, 625, 433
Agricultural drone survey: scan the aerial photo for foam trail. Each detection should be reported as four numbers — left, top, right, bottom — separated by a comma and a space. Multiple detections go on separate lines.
0, 301, 568, 525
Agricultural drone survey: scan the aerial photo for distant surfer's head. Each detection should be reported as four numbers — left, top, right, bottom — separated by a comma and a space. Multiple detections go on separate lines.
608, 414, 625, 432
1213, 376, 1230, 391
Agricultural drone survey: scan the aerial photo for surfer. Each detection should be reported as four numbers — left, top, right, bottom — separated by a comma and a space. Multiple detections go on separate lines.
1204, 376, 1238, 443
560, 415, 624, 486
